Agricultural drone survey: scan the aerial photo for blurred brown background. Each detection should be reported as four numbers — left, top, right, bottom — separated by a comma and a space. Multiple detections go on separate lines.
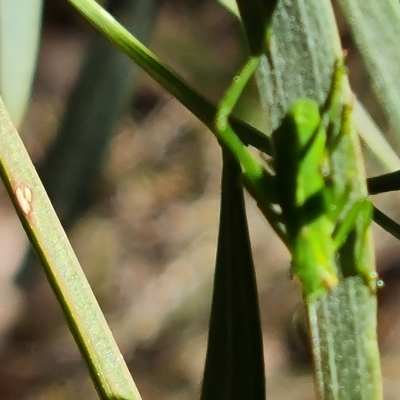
0, 0, 399, 399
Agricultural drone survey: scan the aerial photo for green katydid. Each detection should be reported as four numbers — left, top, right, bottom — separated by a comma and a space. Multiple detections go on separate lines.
214, 56, 379, 301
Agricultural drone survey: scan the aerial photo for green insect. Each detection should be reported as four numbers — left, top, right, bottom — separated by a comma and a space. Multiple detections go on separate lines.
214, 57, 378, 302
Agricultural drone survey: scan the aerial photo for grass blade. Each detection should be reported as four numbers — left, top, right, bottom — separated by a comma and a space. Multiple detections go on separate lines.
0, 98, 141, 400
201, 150, 265, 400
337, 0, 400, 145
255, 1, 382, 398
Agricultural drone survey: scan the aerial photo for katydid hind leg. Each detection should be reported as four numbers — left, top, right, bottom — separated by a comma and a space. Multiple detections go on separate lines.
352, 200, 379, 290
332, 198, 372, 251
333, 198, 378, 289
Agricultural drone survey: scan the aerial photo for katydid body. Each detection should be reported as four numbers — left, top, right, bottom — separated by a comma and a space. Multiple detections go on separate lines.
272, 100, 339, 299
214, 56, 377, 301
272, 97, 377, 300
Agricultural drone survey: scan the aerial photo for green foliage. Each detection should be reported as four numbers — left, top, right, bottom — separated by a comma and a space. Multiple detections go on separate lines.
201, 151, 265, 400
4, 0, 400, 399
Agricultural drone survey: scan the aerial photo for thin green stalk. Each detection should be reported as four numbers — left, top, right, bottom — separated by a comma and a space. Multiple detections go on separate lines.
0, 98, 141, 400
66, 0, 271, 154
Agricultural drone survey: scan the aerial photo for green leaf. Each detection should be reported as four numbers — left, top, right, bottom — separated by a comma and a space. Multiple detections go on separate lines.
0, 0, 42, 126
218, 0, 239, 16
234, 0, 278, 55
0, 97, 141, 399
337, 0, 400, 145
373, 207, 400, 240
308, 282, 381, 399
255, 1, 382, 398
201, 150, 265, 400
64, 1, 383, 398
368, 170, 400, 194
354, 101, 400, 172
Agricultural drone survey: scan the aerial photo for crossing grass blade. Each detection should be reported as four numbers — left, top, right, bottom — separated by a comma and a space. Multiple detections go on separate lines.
235, 0, 278, 55
200, 150, 265, 400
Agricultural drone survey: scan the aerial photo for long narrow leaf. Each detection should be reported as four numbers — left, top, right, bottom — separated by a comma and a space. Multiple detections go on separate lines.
0, 0, 42, 126
0, 98, 141, 400
201, 150, 265, 400
368, 170, 400, 194
254, 1, 382, 398
354, 100, 400, 172
337, 0, 400, 145
235, 0, 278, 55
